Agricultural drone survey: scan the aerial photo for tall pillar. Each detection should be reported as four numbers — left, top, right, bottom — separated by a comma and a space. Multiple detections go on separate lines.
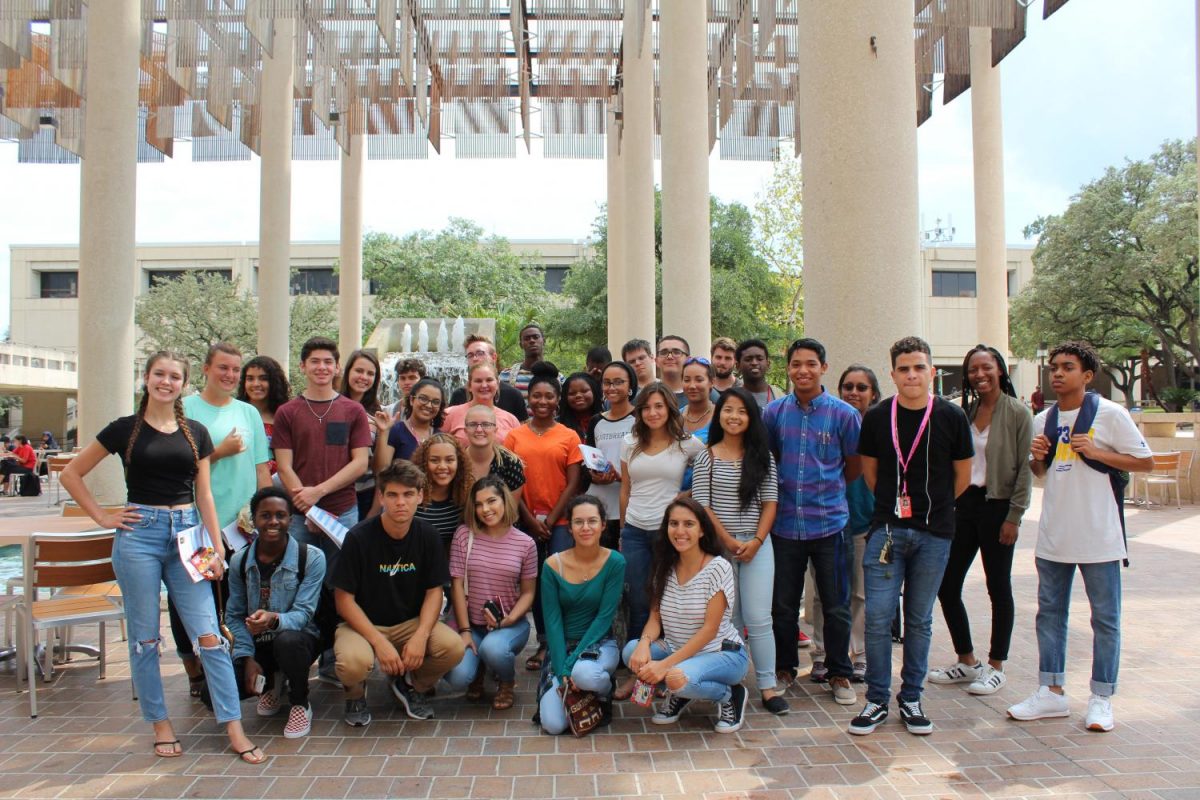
339, 134, 365, 355
620, 0, 657, 351
606, 105, 627, 356
77, 0, 140, 502
659, 0, 710, 353
257, 20, 295, 368
970, 26, 1009, 353
797, 4, 922, 383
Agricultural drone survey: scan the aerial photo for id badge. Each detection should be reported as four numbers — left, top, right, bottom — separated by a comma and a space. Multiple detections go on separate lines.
895, 495, 912, 519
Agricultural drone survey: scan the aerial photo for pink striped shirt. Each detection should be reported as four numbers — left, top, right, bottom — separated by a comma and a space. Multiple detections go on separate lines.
449, 524, 538, 627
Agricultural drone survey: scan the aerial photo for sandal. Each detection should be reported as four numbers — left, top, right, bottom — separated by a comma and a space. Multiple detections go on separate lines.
613, 675, 636, 701
493, 681, 515, 710
233, 745, 266, 765
153, 740, 182, 758
188, 674, 206, 699
524, 646, 546, 672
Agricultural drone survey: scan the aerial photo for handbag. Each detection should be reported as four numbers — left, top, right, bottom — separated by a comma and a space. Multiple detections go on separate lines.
561, 679, 604, 737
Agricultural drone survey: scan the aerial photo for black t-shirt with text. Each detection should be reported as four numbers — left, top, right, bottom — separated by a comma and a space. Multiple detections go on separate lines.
856, 396, 973, 537
332, 516, 450, 626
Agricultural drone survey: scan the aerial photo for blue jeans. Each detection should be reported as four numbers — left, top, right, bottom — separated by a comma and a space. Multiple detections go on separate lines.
862, 525, 951, 704
620, 639, 749, 703
621, 524, 656, 641
729, 535, 777, 691
539, 638, 620, 735
112, 505, 241, 724
771, 530, 853, 680
289, 506, 358, 590
1035, 558, 1121, 697
443, 619, 531, 688
532, 524, 572, 641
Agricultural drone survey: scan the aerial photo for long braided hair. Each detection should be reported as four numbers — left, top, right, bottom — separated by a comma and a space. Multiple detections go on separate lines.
960, 344, 1017, 419
125, 352, 200, 474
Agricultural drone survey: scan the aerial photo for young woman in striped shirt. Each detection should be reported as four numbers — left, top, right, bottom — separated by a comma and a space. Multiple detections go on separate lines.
691, 387, 783, 714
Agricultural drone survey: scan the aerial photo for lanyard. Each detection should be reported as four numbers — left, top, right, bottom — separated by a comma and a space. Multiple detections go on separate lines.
890, 395, 934, 496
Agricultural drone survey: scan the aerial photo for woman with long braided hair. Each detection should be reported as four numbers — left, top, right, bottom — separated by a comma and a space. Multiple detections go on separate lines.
60, 352, 265, 764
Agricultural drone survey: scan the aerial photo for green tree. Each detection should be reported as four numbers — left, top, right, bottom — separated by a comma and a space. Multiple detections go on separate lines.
549, 190, 791, 359
1011, 139, 1198, 393
752, 152, 804, 327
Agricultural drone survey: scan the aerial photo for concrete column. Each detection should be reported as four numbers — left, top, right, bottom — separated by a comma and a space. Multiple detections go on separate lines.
257, 19, 295, 368
659, 0, 711, 353
606, 105, 627, 356
620, 0, 657, 351
77, 0, 140, 502
797, 4, 922, 384
970, 26, 1009, 353
339, 134, 365, 355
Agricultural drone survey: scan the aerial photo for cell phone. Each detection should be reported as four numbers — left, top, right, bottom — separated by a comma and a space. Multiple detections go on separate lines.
252, 673, 266, 694
720, 639, 743, 653
483, 599, 505, 622
579, 648, 600, 661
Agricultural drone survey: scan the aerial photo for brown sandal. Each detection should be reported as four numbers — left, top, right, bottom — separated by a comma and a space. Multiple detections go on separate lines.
492, 681, 515, 710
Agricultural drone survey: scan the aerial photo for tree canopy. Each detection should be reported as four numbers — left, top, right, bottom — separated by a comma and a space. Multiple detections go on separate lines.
1011, 138, 1198, 399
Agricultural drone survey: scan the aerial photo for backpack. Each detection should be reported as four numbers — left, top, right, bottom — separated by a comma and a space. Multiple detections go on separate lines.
1041, 391, 1130, 566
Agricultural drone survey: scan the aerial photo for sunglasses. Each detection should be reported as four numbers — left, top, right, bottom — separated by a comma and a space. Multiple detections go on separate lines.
841, 382, 871, 393
683, 356, 711, 367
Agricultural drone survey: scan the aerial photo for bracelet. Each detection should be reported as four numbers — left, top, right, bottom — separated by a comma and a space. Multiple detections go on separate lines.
755, 536, 766, 544
459, 627, 471, 634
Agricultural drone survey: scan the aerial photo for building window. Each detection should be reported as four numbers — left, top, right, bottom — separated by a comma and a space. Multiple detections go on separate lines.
47, 360, 61, 370
30, 358, 44, 368
932, 270, 977, 298
1008, 269, 1017, 297
543, 266, 569, 294
146, 268, 233, 288
13, 356, 27, 367
0, 354, 10, 365
38, 271, 78, 298
291, 267, 338, 296
64, 361, 76, 372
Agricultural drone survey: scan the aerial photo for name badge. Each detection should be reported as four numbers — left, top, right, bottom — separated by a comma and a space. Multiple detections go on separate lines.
895, 495, 912, 519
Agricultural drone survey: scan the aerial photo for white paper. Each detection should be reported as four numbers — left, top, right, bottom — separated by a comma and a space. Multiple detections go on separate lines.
306, 506, 349, 548
578, 444, 610, 472
176, 523, 219, 583
222, 519, 251, 552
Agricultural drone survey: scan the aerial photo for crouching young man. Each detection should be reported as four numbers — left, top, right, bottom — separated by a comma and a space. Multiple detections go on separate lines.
224, 487, 325, 739
333, 461, 466, 726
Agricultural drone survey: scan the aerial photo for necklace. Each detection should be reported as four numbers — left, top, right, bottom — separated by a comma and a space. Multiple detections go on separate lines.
569, 550, 603, 582
528, 419, 556, 437
302, 394, 336, 424
685, 404, 713, 424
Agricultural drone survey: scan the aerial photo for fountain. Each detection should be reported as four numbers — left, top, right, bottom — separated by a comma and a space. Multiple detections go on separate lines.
365, 317, 497, 407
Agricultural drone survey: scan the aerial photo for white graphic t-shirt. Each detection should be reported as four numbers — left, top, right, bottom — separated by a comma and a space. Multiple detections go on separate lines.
1033, 397, 1151, 564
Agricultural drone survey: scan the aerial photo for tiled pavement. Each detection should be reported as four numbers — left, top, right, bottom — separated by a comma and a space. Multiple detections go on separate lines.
2, 489, 1199, 799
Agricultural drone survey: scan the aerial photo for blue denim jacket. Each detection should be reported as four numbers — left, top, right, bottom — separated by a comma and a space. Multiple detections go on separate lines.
225, 536, 325, 660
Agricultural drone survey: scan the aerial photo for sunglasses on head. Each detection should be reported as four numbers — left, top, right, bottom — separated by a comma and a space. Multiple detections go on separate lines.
683, 356, 711, 367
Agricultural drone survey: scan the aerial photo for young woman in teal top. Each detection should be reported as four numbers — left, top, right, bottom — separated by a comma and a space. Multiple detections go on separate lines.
537, 494, 626, 734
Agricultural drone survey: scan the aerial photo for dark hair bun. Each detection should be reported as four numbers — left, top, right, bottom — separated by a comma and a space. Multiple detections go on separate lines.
530, 361, 559, 381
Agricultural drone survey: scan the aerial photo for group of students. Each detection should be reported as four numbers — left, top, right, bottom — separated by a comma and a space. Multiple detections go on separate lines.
56, 326, 1152, 764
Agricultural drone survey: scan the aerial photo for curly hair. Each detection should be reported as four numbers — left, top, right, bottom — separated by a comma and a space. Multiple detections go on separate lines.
1049, 340, 1100, 375
630, 382, 688, 460
411, 432, 472, 509
237, 355, 290, 413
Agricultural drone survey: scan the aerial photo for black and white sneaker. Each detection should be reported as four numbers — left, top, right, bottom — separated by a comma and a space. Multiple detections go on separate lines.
391, 676, 435, 720
898, 698, 933, 735
651, 692, 692, 724
715, 684, 747, 734
848, 701, 889, 735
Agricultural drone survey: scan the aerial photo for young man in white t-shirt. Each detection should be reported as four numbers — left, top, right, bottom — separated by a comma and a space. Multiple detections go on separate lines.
1006, 341, 1152, 733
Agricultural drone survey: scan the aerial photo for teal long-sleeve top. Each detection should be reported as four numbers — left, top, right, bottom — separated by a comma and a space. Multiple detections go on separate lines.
540, 549, 626, 678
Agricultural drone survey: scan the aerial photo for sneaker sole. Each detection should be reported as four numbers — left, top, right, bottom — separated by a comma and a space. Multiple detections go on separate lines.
651, 713, 684, 725
833, 693, 857, 706
966, 681, 1005, 696
848, 721, 881, 735
927, 674, 977, 685
1086, 720, 1114, 732
713, 720, 743, 734
391, 683, 434, 720
343, 715, 371, 727
1007, 708, 1069, 721
904, 721, 934, 735
256, 704, 282, 717
283, 724, 312, 739
316, 674, 342, 686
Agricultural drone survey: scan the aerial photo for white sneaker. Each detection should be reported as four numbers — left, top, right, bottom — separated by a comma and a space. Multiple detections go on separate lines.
1085, 694, 1114, 732
967, 665, 1007, 695
1007, 686, 1070, 721
928, 661, 982, 685
826, 678, 857, 706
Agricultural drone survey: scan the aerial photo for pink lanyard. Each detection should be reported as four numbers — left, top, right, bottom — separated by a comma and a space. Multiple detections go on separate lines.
890, 395, 934, 497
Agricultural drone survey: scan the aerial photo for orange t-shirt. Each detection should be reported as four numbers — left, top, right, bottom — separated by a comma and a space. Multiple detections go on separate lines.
504, 423, 583, 526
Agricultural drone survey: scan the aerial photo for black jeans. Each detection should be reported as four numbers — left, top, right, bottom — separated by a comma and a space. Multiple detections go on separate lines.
772, 530, 853, 680
936, 486, 1015, 662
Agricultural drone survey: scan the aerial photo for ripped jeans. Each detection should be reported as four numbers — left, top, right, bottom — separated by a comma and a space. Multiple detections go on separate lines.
113, 505, 242, 724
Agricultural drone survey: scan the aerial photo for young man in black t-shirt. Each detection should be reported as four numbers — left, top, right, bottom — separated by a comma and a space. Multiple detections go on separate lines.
333, 461, 465, 726
850, 337, 973, 736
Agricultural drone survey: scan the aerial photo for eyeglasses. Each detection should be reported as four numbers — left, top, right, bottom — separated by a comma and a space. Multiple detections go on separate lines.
465, 421, 496, 430
602, 379, 628, 388
841, 382, 871, 393
465, 349, 491, 359
658, 348, 687, 358
412, 395, 442, 407
683, 356, 711, 367
571, 517, 603, 529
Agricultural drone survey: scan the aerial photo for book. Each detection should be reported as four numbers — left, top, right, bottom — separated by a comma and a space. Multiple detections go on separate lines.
176, 523, 221, 583
222, 519, 252, 552
578, 444, 610, 472
306, 506, 349, 548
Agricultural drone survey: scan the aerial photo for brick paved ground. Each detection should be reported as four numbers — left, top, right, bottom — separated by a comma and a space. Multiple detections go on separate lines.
1, 488, 1198, 799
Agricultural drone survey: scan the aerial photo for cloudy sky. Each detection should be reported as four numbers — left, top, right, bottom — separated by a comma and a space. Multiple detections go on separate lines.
0, 0, 1194, 341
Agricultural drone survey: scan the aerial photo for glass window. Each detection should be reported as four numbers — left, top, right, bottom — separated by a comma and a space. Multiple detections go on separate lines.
147, 268, 233, 288
931, 270, 977, 298
13, 356, 28, 367
39, 271, 78, 298
543, 266, 569, 294
290, 267, 338, 296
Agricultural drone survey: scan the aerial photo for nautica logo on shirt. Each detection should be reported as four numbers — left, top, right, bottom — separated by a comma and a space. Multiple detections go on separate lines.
379, 560, 417, 576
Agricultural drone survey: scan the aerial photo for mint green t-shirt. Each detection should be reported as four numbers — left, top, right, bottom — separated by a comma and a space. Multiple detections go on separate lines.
183, 394, 269, 528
